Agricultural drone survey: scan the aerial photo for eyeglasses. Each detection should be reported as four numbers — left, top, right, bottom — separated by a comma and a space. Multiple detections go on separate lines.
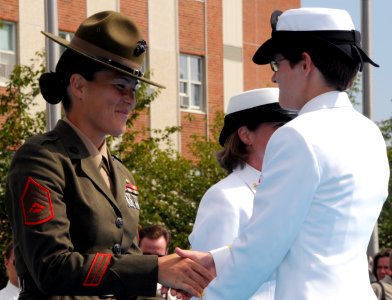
270, 58, 286, 72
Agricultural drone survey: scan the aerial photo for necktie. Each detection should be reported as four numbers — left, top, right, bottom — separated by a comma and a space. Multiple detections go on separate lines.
100, 157, 113, 190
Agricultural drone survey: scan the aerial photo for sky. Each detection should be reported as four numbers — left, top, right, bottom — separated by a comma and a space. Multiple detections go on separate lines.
301, 0, 392, 122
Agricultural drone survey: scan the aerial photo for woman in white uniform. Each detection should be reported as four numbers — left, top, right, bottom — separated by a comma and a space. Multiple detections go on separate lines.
189, 88, 296, 299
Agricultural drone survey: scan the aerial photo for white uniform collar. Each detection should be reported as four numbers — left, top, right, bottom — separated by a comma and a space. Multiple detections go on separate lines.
299, 91, 352, 115
233, 164, 261, 194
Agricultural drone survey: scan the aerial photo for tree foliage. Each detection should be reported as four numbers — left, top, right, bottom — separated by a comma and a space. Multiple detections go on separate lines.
0, 51, 46, 287
112, 97, 226, 250
377, 118, 392, 248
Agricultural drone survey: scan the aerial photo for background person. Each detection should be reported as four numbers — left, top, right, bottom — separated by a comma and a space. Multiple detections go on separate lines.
139, 224, 172, 257
373, 249, 392, 282
372, 251, 392, 300
189, 88, 296, 299
0, 242, 19, 300
138, 225, 176, 300
4, 11, 212, 300
177, 7, 389, 300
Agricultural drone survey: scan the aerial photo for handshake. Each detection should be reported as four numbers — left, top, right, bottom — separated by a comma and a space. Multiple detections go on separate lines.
157, 248, 216, 300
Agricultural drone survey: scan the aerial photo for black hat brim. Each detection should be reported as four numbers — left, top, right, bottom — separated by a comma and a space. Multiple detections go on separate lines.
219, 103, 297, 146
253, 30, 379, 68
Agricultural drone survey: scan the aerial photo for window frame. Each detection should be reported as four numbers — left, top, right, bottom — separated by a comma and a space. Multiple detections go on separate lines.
0, 20, 17, 85
179, 54, 205, 112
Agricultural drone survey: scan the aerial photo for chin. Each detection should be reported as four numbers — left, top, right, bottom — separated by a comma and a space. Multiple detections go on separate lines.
110, 127, 126, 137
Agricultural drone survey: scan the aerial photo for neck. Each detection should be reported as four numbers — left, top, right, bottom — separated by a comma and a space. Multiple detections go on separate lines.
302, 67, 336, 106
66, 114, 105, 148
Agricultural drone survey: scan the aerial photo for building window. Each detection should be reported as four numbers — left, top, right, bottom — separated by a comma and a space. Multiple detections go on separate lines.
59, 31, 74, 55
179, 54, 204, 112
0, 21, 16, 83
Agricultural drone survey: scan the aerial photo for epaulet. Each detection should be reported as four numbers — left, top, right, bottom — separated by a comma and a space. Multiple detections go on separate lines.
27, 131, 58, 145
111, 154, 123, 163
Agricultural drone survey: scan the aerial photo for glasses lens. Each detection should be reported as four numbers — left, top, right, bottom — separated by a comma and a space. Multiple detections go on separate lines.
270, 61, 278, 72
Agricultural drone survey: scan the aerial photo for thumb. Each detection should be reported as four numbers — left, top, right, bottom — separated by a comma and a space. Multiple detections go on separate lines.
175, 247, 192, 259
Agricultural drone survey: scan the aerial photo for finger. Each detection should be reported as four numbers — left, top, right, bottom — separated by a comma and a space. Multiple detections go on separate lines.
175, 247, 192, 259
177, 260, 213, 295
161, 286, 169, 297
175, 248, 216, 276
186, 257, 215, 283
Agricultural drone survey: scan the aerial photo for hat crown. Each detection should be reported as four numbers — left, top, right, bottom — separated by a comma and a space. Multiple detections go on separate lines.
227, 88, 279, 115
252, 7, 378, 68
277, 8, 355, 31
41, 11, 165, 87
73, 11, 145, 67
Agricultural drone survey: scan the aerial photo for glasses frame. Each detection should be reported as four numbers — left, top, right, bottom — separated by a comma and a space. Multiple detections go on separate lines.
270, 57, 286, 72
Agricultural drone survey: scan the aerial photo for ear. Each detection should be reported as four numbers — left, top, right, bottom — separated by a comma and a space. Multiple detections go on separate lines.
237, 126, 252, 145
69, 74, 86, 99
301, 52, 314, 75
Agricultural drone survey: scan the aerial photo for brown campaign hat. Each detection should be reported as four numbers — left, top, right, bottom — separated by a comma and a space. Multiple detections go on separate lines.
42, 10, 165, 88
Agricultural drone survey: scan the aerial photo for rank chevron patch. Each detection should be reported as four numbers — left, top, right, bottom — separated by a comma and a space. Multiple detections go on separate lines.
20, 177, 54, 225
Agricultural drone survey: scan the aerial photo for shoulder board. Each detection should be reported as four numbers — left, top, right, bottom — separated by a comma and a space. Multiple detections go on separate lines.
111, 154, 123, 163
27, 131, 58, 145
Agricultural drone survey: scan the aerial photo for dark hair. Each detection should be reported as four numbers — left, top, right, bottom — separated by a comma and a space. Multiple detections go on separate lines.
216, 130, 248, 173
372, 248, 392, 280
39, 49, 107, 111
278, 40, 359, 91
4, 242, 13, 260
139, 225, 171, 250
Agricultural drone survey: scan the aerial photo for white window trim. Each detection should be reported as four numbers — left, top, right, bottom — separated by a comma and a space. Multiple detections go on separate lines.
0, 21, 16, 86
179, 54, 204, 112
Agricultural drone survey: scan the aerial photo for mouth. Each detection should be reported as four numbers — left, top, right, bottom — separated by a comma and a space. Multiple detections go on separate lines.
116, 110, 130, 121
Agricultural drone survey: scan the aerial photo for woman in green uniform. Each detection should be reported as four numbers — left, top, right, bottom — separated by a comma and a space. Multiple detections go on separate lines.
5, 10, 212, 300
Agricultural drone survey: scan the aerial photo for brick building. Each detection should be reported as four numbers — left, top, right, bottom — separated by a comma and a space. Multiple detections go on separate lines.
0, 0, 299, 158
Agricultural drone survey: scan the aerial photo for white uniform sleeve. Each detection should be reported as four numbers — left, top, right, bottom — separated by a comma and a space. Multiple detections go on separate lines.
204, 126, 320, 299
189, 185, 241, 251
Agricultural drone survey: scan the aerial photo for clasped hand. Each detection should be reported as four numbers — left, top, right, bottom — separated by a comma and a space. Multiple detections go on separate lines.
158, 247, 216, 300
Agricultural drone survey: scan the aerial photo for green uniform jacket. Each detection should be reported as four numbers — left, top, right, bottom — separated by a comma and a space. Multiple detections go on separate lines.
5, 120, 158, 300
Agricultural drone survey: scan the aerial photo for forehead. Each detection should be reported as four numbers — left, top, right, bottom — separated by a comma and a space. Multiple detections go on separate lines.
378, 257, 390, 266
140, 236, 167, 248
94, 69, 137, 82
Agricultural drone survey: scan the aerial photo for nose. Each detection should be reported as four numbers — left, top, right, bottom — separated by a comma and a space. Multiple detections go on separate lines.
271, 72, 277, 83
123, 90, 136, 109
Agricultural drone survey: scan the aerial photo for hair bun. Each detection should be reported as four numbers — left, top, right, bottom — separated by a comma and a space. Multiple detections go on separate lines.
39, 72, 65, 104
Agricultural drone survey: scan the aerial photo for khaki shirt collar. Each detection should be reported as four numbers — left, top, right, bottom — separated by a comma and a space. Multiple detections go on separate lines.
63, 118, 109, 169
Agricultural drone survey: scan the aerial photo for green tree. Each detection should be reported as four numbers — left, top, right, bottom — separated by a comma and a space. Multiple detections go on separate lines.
377, 117, 392, 248
113, 109, 226, 251
0, 51, 46, 286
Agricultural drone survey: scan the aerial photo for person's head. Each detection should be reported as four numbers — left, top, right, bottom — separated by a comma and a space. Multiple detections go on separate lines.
217, 88, 296, 173
252, 8, 378, 110
373, 249, 392, 280
139, 225, 171, 257
39, 11, 163, 145
3, 242, 18, 287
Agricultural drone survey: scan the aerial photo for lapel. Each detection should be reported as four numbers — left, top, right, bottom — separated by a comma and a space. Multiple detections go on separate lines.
53, 120, 120, 209
108, 154, 132, 211
107, 152, 122, 200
